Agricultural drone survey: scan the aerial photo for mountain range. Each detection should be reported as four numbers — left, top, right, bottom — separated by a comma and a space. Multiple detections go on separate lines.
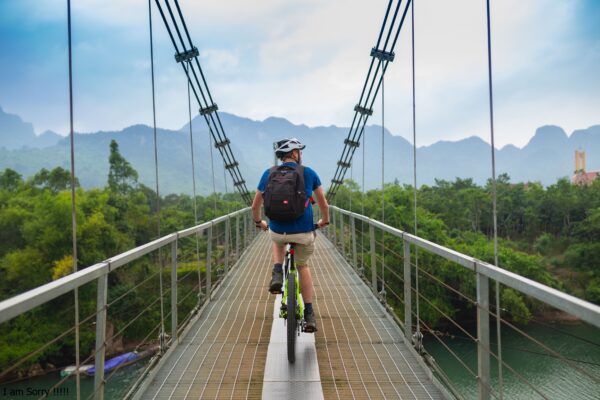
0, 106, 599, 195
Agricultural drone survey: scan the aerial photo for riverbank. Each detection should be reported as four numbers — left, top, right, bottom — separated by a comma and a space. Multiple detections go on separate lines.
0, 339, 158, 386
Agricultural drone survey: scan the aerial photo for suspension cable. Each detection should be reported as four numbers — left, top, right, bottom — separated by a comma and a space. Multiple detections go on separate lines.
186, 64, 202, 301
66, 1, 80, 397
361, 115, 366, 271
411, 0, 422, 348
328, 0, 413, 201
148, 0, 166, 352
208, 129, 217, 216
486, 0, 503, 397
223, 158, 230, 213
152, 0, 252, 204
349, 159, 353, 212
380, 75, 385, 297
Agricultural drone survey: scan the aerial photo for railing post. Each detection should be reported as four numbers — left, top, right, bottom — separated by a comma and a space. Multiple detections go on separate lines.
225, 217, 230, 274
171, 239, 178, 342
340, 210, 345, 257
206, 225, 213, 299
404, 240, 412, 340
93, 272, 108, 400
351, 215, 357, 270
332, 208, 337, 245
249, 212, 253, 243
244, 212, 248, 247
370, 224, 377, 294
477, 272, 491, 400
236, 214, 240, 257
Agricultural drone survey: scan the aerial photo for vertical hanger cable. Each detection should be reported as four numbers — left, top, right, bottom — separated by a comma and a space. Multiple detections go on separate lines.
66, 0, 80, 396
486, 0, 503, 396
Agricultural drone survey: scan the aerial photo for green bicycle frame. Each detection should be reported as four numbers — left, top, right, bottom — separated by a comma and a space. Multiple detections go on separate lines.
280, 246, 304, 320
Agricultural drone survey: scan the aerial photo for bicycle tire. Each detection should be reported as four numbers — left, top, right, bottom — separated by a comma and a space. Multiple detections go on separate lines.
287, 268, 296, 363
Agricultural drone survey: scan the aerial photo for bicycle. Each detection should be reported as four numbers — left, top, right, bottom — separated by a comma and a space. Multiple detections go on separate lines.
278, 225, 320, 363
279, 242, 303, 363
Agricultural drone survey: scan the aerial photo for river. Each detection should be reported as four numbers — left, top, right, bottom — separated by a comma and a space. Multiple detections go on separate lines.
424, 321, 600, 399
1, 322, 598, 399
0, 360, 149, 399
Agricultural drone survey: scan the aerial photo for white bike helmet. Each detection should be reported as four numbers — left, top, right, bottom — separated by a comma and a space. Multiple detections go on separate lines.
274, 138, 306, 158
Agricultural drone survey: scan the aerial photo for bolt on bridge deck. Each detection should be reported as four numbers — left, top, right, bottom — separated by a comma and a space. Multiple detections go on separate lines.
136, 232, 443, 399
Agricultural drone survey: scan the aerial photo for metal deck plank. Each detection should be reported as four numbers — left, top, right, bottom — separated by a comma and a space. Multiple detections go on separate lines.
313, 234, 444, 400
139, 233, 273, 400
137, 231, 444, 400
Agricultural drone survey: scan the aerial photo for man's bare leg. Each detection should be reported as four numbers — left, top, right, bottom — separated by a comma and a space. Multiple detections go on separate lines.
272, 242, 285, 264
269, 242, 286, 293
297, 265, 313, 303
298, 264, 317, 331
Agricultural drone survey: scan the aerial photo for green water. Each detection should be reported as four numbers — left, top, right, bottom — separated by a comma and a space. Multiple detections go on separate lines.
2, 323, 599, 399
0, 360, 149, 399
424, 322, 600, 399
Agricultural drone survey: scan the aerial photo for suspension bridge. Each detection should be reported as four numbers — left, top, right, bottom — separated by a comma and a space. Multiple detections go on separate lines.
1, 0, 600, 399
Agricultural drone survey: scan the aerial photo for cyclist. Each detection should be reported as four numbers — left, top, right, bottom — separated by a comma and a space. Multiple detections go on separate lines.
251, 138, 329, 333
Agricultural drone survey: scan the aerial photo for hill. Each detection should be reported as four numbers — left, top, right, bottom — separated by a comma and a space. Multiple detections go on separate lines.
0, 106, 598, 194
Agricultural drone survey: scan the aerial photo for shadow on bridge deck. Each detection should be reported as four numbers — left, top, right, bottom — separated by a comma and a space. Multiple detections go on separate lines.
136, 232, 443, 399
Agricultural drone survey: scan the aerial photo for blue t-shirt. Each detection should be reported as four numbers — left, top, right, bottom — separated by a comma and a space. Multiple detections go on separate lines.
258, 162, 322, 234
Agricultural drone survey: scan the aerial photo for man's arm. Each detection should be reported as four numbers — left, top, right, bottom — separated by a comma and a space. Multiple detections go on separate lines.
313, 186, 330, 227
251, 190, 268, 230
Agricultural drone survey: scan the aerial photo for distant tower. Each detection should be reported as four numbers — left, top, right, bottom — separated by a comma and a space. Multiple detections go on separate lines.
575, 150, 586, 174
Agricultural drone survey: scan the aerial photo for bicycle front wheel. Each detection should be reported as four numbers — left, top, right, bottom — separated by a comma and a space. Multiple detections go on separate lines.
287, 270, 296, 363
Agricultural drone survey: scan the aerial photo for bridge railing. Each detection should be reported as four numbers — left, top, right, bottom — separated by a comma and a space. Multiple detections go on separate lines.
327, 205, 600, 400
0, 207, 257, 399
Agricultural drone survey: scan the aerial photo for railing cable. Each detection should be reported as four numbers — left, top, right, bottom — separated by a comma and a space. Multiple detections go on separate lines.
66, 0, 81, 397
485, 0, 503, 396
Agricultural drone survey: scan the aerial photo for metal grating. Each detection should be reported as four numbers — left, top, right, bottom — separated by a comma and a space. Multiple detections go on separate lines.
312, 234, 444, 399
138, 231, 444, 399
139, 233, 273, 399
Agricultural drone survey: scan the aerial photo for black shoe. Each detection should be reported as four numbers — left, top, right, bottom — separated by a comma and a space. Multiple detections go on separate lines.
269, 271, 283, 294
304, 311, 317, 333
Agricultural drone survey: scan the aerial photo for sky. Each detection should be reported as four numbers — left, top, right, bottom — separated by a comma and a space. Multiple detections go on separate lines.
0, 0, 598, 148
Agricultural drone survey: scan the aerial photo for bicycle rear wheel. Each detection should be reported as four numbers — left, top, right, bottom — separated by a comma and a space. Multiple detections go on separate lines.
287, 269, 296, 363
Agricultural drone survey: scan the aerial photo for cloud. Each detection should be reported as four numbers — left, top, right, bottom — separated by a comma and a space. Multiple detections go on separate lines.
0, 0, 597, 149
200, 49, 240, 73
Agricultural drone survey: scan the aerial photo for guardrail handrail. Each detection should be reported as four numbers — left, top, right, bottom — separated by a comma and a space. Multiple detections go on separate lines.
0, 206, 254, 400
0, 207, 250, 324
330, 205, 600, 329
329, 205, 600, 399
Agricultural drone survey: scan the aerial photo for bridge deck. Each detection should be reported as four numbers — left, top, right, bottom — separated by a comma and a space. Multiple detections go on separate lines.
138, 232, 443, 399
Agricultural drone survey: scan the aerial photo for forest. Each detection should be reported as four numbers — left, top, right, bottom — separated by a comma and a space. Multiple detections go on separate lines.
333, 174, 600, 328
0, 140, 245, 381
1, 139, 599, 379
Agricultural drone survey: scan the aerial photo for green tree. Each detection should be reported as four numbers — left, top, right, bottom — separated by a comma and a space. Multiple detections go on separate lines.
108, 139, 138, 194
31, 167, 77, 193
0, 168, 22, 191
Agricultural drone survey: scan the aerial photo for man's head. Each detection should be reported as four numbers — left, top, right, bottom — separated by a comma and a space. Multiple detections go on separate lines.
275, 138, 305, 163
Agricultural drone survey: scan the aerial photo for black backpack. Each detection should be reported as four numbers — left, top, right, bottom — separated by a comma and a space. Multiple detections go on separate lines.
263, 164, 307, 221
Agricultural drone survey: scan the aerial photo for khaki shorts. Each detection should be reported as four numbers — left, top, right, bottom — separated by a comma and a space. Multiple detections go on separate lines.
270, 231, 316, 266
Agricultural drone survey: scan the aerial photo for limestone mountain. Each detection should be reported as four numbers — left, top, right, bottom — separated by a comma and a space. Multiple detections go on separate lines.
0, 107, 598, 194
